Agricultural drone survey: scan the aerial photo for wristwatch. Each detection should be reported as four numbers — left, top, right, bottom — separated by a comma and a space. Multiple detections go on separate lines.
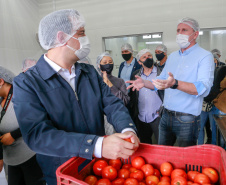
170, 79, 178, 89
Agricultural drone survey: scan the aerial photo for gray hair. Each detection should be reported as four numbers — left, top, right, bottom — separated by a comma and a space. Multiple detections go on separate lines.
177, 17, 200, 32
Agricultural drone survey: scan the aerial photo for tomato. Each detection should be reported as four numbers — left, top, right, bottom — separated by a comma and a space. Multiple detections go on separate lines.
145, 175, 159, 185
124, 178, 139, 185
158, 182, 170, 185
109, 159, 122, 171
93, 160, 108, 176
130, 169, 144, 182
138, 182, 146, 185
121, 164, 132, 169
102, 166, 117, 181
117, 168, 130, 179
171, 176, 187, 185
171, 169, 187, 180
187, 171, 200, 182
111, 178, 125, 185
141, 164, 154, 177
129, 167, 137, 173
84, 175, 98, 185
124, 138, 132, 143
194, 173, 211, 184
202, 167, 219, 184
160, 176, 170, 183
187, 181, 193, 185
153, 169, 160, 179
160, 162, 173, 177
191, 183, 201, 185
96, 178, 111, 185
131, 156, 146, 169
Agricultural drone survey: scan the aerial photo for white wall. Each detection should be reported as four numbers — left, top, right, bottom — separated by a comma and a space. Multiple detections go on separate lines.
1, 0, 226, 74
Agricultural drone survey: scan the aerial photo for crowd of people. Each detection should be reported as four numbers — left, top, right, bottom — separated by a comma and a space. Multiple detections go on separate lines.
0, 9, 225, 185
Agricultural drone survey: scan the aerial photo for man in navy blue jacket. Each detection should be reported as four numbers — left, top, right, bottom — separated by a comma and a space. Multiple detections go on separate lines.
12, 9, 139, 185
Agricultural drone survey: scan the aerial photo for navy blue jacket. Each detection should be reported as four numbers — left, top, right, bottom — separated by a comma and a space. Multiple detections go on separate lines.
12, 55, 136, 185
118, 58, 141, 80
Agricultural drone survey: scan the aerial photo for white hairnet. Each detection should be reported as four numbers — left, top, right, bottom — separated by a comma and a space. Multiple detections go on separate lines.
213, 53, 220, 61
136, 49, 152, 61
0, 66, 15, 84
177, 17, 200, 32
211, 49, 221, 56
38, 9, 85, 50
156, 44, 167, 53
121, 43, 133, 53
96, 52, 113, 73
78, 56, 92, 64
22, 58, 37, 72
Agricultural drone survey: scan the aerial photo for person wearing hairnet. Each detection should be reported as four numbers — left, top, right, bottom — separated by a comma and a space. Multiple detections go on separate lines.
130, 49, 163, 144
0, 66, 44, 185
155, 44, 168, 72
127, 17, 214, 147
211, 49, 225, 67
22, 58, 37, 72
96, 52, 130, 135
118, 43, 141, 86
12, 9, 139, 185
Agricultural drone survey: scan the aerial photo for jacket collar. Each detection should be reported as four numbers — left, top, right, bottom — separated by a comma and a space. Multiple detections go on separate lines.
36, 55, 88, 80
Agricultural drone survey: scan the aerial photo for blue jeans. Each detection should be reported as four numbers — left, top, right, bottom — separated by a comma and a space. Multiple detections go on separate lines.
158, 109, 200, 147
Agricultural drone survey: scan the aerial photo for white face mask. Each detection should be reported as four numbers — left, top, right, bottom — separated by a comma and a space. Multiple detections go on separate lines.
66, 36, 90, 60
176, 32, 195, 49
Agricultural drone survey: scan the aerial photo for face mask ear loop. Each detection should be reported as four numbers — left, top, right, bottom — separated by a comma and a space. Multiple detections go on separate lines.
66, 45, 77, 52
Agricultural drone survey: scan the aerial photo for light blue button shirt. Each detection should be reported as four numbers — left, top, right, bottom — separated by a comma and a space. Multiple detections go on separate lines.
138, 67, 162, 123
120, 58, 135, 87
157, 44, 214, 116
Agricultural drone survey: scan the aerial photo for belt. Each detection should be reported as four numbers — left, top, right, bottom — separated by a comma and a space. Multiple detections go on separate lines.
164, 108, 194, 116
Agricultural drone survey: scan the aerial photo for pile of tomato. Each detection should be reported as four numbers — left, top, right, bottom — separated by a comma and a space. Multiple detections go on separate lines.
84, 156, 219, 185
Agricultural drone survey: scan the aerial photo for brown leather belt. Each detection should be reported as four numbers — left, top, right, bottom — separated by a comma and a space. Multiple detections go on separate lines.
164, 108, 194, 116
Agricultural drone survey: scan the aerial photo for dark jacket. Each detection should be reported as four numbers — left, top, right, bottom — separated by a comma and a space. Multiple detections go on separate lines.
118, 58, 141, 80
130, 64, 164, 124
12, 55, 136, 185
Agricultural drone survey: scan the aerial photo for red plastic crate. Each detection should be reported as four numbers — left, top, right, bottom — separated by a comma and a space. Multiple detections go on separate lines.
56, 144, 226, 185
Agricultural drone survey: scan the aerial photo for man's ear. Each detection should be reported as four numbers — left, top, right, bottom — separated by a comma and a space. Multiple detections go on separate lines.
57, 31, 67, 44
194, 31, 199, 40
0, 79, 5, 86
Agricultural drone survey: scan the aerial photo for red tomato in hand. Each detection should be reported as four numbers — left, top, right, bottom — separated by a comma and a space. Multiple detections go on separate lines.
96, 178, 111, 185
118, 168, 130, 179
145, 175, 159, 185
102, 166, 117, 181
194, 173, 211, 184
171, 176, 187, 185
141, 164, 154, 177
124, 178, 139, 185
109, 159, 122, 171
187, 171, 200, 182
122, 164, 132, 169
202, 167, 219, 184
132, 156, 146, 169
130, 169, 144, 182
111, 178, 125, 185
84, 175, 98, 185
171, 169, 187, 180
160, 162, 173, 177
153, 169, 160, 179
93, 160, 108, 176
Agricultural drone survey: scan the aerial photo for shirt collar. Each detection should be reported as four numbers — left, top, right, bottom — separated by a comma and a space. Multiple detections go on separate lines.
179, 43, 199, 56
124, 58, 135, 66
141, 66, 157, 76
44, 54, 75, 73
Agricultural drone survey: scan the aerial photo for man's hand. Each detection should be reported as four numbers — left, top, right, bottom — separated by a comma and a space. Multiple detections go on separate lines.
152, 72, 175, 90
102, 132, 140, 159
0, 160, 3, 172
126, 76, 145, 91
0, 133, 15, 145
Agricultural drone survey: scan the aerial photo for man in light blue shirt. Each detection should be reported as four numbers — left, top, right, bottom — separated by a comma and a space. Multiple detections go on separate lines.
127, 17, 214, 147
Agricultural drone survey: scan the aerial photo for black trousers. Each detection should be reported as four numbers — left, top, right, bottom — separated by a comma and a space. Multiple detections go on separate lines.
8, 155, 45, 185
137, 117, 160, 144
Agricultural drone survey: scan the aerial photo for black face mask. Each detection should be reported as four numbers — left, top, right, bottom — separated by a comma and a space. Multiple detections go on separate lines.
141, 58, 153, 68
100, 64, 114, 74
155, 53, 165, 61
122, 53, 132, 61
